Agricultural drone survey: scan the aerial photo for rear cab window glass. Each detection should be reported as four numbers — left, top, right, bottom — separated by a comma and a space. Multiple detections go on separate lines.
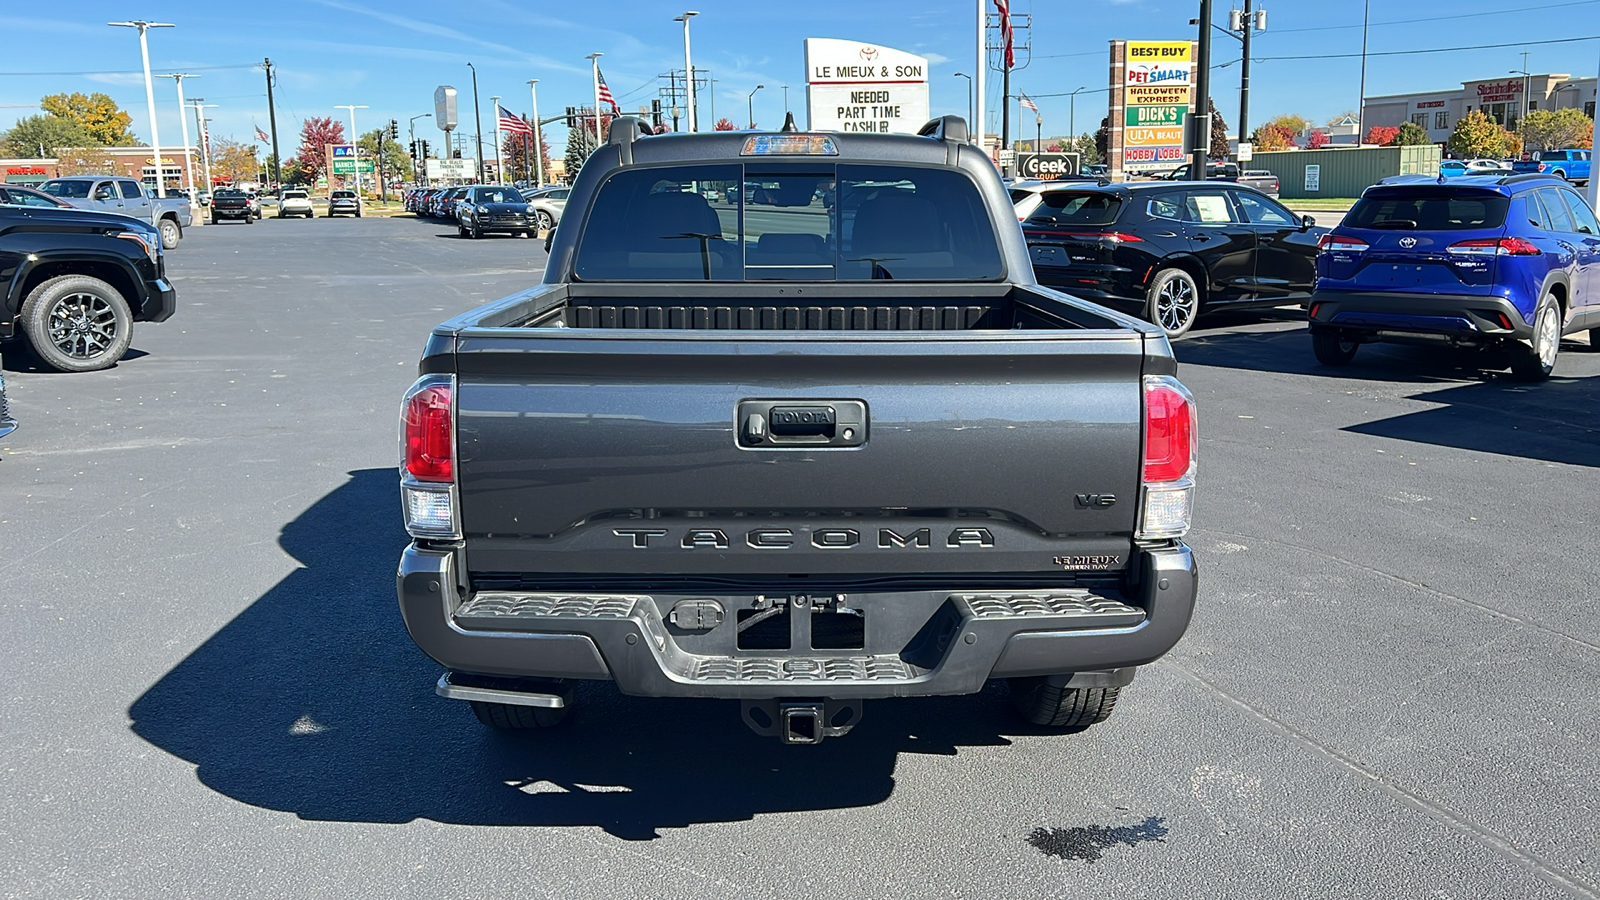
1026, 191, 1122, 226
573, 163, 1005, 282
1345, 188, 1510, 231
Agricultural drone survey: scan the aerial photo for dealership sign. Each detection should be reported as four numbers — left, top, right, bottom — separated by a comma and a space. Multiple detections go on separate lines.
805, 38, 929, 134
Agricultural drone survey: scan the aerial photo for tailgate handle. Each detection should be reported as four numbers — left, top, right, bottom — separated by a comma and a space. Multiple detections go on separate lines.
738, 400, 867, 449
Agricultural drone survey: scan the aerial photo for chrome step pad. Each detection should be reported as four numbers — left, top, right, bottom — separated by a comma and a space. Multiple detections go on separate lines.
694, 655, 911, 683
955, 591, 1145, 625
459, 592, 641, 620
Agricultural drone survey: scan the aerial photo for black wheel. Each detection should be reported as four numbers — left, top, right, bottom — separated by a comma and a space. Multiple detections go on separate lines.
20, 275, 134, 373
1312, 329, 1360, 366
157, 218, 180, 249
470, 220, 482, 239
458, 223, 468, 238
355, 210, 362, 218
1145, 268, 1200, 339
245, 213, 254, 225
1510, 296, 1561, 381
209, 216, 217, 226
1008, 677, 1122, 730
1552, 169, 1567, 182
535, 210, 554, 231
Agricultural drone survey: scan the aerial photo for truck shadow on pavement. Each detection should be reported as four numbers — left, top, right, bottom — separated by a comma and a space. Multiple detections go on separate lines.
128, 468, 1043, 839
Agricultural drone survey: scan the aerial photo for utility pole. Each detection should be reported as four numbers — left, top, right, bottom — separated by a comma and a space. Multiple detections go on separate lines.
262, 58, 282, 188
109, 20, 174, 198
467, 62, 485, 182
1189, 0, 1213, 180
409, 113, 431, 184
1239, 0, 1253, 150
1357, 0, 1371, 139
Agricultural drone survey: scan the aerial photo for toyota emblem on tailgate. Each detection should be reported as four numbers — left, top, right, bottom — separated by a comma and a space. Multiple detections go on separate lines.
1399, 236, 1418, 248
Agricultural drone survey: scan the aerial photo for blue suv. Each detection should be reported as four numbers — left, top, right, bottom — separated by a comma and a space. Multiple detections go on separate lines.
1308, 174, 1600, 380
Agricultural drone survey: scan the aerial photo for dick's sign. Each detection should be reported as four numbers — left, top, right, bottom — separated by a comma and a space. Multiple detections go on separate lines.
1017, 152, 1082, 180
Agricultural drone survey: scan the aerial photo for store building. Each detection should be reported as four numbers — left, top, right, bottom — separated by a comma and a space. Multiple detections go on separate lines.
1363, 73, 1597, 146
0, 146, 200, 189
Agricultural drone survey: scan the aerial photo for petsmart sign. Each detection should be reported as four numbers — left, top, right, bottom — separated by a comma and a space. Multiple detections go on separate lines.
1121, 40, 1194, 169
805, 38, 930, 135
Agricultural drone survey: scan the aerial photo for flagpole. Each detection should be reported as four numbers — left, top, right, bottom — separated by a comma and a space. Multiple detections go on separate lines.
975, 0, 986, 150
588, 53, 604, 153
491, 94, 503, 183
529, 79, 544, 188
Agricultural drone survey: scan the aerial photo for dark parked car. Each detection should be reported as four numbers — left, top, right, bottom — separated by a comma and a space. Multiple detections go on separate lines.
326, 190, 362, 218
1023, 182, 1326, 338
0, 185, 73, 209
210, 189, 254, 224
1308, 174, 1600, 379
456, 185, 534, 238
0, 205, 176, 372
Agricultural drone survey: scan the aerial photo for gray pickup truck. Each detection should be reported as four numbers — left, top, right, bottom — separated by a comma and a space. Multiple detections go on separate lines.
38, 176, 191, 250
396, 117, 1200, 744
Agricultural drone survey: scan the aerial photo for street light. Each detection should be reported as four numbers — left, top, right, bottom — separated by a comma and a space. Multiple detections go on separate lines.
108, 20, 174, 198
466, 62, 485, 182
188, 100, 217, 194
1511, 67, 1533, 128
158, 73, 199, 206
1068, 86, 1090, 138
674, 12, 700, 132
953, 72, 973, 129
747, 84, 764, 129
409, 113, 431, 184
335, 104, 367, 187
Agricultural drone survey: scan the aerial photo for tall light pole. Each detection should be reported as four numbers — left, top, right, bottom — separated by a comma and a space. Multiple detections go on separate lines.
1068, 86, 1089, 137
467, 62, 485, 182
588, 53, 604, 149
1189, 0, 1214, 181
158, 73, 199, 205
674, 12, 700, 131
747, 84, 764, 129
491, 94, 503, 183
409, 113, 431, 184
1511, 61, 1532, 129
974, 0, 986, 150
335, 104, 367, 188
189, 101, 217, 194
781, 83, 790, 113
108, 20, 174, 198
528, 79, 544, 188
954, 72, 973, 129
1356, 0, 1371, 139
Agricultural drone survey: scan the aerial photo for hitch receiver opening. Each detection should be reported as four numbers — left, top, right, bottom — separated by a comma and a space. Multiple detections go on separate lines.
741, 699, 861, 743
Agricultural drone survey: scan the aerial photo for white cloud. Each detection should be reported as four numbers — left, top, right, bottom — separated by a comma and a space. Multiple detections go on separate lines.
924, 52, 951, 66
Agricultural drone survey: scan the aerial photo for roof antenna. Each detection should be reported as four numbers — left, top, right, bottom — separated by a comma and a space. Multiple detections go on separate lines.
780, 111, 799, 133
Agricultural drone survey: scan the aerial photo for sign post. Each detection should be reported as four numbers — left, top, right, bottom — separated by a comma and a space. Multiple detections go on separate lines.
805, 39, 929, 135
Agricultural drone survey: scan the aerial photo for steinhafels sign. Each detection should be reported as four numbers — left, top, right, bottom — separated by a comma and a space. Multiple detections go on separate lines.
1474, 80, 1524, 103
805, 38, 929, 134
1017, 152, 1081, 180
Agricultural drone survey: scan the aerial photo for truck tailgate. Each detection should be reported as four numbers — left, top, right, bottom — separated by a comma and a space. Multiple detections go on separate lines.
452, 330, 1146, 577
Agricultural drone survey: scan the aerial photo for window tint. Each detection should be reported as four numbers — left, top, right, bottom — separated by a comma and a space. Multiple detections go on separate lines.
473, 187, 520, 203
1556, 189, 1600, 235
40, 180, 92, 198
1538, 189, 1577, 233
1183, 189, 1237, 224
574, 163, 1004, 282
1526, 193, 1552, 230
549, 189, 570, 200
1025, 191, 1122, 226
118, 180, 144, 199
1235, 191, 1294, 226
1346, 188, 1509, 230
1147, 194, 1183, 221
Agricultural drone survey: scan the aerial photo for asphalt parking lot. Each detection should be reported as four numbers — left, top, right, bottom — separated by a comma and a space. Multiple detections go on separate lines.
3, 216, 1598, 899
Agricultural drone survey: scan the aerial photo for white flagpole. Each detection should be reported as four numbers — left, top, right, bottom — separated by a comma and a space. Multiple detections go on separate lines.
975, 0, 986, 149
491, 94, 503, 183
588, 53, 604, 151
529, 79, 544, 188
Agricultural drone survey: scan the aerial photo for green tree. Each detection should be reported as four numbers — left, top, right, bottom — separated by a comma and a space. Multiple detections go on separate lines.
1518, 108, 1593, 152
1070, 132, 1100, 167
1394, 121, 1431, 146
1448, 110, 1509, 158
39, 92, 136, 145
358, 128, 412, 184
0, 114, 92, 157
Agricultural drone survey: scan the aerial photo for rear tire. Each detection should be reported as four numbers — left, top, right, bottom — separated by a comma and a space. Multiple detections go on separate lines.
1510, 296, 1560, 381
1145, 268, 1200, 339
1312, 329, 1360, 365
1008, 677, 1121, 730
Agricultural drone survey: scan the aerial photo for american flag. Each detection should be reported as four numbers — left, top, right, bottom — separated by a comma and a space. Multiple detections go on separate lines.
254, 124, 270, 143
994, 0, 1015, 70
1019, 95, 1037, 114
596, 67, 621, 114
497, 104, 532, 136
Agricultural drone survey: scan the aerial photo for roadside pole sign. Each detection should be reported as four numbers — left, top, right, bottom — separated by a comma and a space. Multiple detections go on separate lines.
1017, 151, 1081, 180
804, 39, 930, 135
1237, 141, 1254, 162
1109, 40, 1196, 178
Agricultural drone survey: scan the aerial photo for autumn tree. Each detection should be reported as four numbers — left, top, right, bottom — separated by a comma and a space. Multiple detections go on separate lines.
1208, 99, 1231, 160
290, 116, 346, 185
1518, 108, 1593, 152
1394, 121, 1431, 146
0, 114, 92, 157
54, 146, 117, 175
1364, 125, 1400, 146
212, 138, 260, 184
1251, 123, 1297, 152
501, 121, 553, 183
713, 118, 737, 131
40, 92, 136, 145
1448, 110, 1509, 158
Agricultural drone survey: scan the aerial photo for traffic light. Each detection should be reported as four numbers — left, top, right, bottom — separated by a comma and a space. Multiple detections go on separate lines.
421, 139, 431, 158
565, 106, 578, 128
389, 119, 399, 140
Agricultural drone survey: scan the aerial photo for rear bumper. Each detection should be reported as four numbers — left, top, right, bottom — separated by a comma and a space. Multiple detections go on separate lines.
397, 543, 1198, 699
212, 207, 251, 218
1308, 290, 1531, 340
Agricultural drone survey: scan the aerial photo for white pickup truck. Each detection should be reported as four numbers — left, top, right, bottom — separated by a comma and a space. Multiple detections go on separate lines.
38, 175, 192, 250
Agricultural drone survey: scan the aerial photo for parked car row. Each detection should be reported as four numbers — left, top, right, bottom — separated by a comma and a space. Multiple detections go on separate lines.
404, 184, 568, 238
36, 175, 191, 250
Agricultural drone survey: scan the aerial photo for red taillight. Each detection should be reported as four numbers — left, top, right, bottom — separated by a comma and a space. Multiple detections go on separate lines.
1447, 237, 1541, 257
1144, 379, 1195, 483
404, 383, 454, 482
1318, 233, 1369, 253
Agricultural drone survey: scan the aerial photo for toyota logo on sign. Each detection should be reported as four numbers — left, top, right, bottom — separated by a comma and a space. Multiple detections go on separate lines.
859, 47, 879, 62
1399, 237, 1418, 248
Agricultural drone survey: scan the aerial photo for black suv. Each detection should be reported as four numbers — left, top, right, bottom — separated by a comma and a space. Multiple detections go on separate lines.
1023, 181, 1327, 338
0, 206, 176, 372
457, 185, 534, 238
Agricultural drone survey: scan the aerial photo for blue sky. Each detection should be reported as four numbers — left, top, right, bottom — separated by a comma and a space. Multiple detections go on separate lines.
4, 0, 1599, 158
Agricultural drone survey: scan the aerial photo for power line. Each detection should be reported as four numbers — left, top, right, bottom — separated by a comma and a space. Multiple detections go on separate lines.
1256, 34, 1600, 62
0, 63, 257, 77
1272, 0, 1600, 34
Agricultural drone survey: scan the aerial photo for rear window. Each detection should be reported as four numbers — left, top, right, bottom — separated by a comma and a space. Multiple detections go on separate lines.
1346, 188, 1509, 231
332, 191, 356, 199
40, 180, 93, 198
1024, 191, 1122, 226
574, 164, 1005, 282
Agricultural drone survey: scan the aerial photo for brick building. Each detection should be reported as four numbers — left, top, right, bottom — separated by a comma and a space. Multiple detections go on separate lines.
0, 146, 201, 190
